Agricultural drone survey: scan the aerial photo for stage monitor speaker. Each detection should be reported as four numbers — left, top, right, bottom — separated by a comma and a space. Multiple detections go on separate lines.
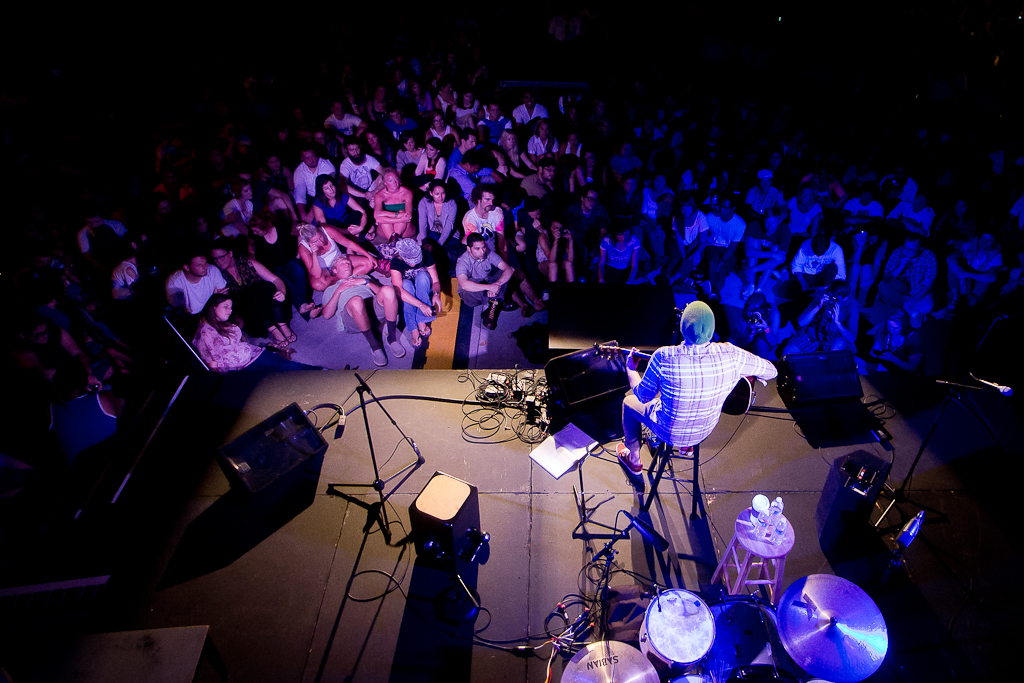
816, 450, 892, 559
544, 344, 629, 442
778, 351, 863, 407
410, 472, 480, 567
218, 403, 328, 497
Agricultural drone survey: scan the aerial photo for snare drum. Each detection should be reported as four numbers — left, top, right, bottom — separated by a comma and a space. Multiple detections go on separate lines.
704, 595, 799, 682
639, 589, 715, 669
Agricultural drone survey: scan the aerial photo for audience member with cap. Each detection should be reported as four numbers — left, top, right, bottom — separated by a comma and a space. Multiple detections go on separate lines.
617, 301, 778, 477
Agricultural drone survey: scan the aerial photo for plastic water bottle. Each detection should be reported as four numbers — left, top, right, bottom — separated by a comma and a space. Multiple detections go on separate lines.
751, 495, 770, 538
772, 514, 788, 545
767, 497, 784, 542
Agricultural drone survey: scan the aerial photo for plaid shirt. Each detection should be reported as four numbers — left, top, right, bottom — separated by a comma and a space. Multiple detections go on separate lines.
885, 246, 936, 293
635, 342, 778, 447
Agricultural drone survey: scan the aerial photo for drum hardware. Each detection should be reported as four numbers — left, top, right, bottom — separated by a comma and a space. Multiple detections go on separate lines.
705, 593, 798, 682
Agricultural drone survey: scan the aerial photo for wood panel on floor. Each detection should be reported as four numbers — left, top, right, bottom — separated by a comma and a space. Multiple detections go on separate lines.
422, 278, 462, 369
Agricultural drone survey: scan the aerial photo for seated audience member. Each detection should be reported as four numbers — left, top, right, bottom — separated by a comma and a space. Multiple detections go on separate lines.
782, 279, 859, 354
940, 232, 1003, 316
843, 161, 878, 191
639, 173, 673, 268
845, 223, 888, 307
869, 234, 936, 326
462, 185, 505, 253
209, 242, 294, 347
564, 185, 611, 277
293, 144, 338, 223
878, 167, 919, 212
221, 178, 255, 236
193, 294, 315, 373
610, 173, 643, 228
448, 150, 492, 201
425, 111, 459, 146
477, 101, 512, 144
521, 158, 557, 201
598, 222, 641, 284
456, 233, 514, 329
867, 308, 923, 374
373, 169, 415, 240
935, 198, 977, 247
409, 78, 434, 115
110, 239, 141, 301
887, 194, 935, 237
395, 131, 424, 176
512, 89, 548, 126
339, 136, 381, 199
297, 223, 377, 292
734, 292, 783, 360
166, 248, 227, 314
389, 239, 441, 347
413, 138, 447, 190
453, 89, 480, 128
49, 364, 122, 465
13, 313, 111, 388
786, 186, 823, 240
608, 142, 643, 185
448, 128, 479, 169
322, 255, 408, 366
777, 233, 846, 302
526, 118, 558, 166
497, 129, 530, 179
363, 127, 395, 167
417, 180, 459, 247
704, 197, 747, 298
324, 100, 365, 138
249, 213, 318, 319
384, 104, 419, 139
842, 187, 884, 227
663, 193, 708, 285
312, 175, 368, 239
522, 197, 574, 283
744, 169, 787, 233
78, 209, 129, 274
742, 207, 792, 298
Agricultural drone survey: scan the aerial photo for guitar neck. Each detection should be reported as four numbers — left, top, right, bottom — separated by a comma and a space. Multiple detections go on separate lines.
596, 344, 654, 360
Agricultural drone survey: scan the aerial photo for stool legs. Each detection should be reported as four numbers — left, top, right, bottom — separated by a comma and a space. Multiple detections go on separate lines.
639, 442, 701, 519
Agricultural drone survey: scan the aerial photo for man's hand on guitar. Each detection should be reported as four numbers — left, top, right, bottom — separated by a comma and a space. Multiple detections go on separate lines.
625, 347, 639, 373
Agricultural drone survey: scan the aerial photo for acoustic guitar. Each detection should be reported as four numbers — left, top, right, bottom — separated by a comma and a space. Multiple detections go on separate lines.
595, 343, 756, 416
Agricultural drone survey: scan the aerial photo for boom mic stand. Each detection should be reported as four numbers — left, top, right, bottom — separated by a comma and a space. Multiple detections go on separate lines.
326, 373, 424, 544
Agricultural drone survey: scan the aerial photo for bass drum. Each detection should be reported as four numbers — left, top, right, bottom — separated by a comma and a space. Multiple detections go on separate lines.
703, 595, 801, 682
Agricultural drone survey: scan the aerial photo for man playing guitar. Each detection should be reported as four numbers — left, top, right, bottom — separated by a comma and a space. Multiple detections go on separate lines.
618, 301, 778, 476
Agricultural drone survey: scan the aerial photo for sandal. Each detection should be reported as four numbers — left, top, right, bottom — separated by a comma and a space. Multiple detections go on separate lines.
419, 323, 432, 338
410, 330, 423, 348
279, 323, 297, 344
268, 325, 289, 346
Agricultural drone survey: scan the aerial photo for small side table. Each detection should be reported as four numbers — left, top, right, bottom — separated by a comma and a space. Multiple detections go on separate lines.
710, 507, 795, 605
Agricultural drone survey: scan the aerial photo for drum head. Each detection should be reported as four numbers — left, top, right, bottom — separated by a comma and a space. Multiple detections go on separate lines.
642, 590, 715, 666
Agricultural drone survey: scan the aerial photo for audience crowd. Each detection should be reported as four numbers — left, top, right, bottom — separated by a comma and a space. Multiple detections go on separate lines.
4, 6, 1023, 493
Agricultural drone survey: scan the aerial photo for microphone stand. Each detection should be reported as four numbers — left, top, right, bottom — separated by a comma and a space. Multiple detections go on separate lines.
895, 379, 1008, 500
326, 373, 424, 544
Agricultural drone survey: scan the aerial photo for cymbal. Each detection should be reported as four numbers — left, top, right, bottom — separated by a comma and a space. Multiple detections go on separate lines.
777, 575, 888, 683
561, 641, 660, 683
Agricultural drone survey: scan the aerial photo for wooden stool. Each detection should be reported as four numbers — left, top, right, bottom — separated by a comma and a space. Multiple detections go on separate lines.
640, 441, 701, 519
711, 507, 795, 605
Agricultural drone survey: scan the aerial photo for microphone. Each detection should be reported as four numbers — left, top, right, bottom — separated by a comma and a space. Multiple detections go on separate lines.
970, 373, 1013, 396
622, 511, 670, 553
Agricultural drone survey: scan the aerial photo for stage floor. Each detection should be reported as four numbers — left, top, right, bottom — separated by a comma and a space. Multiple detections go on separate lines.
4, 368, 1021, 683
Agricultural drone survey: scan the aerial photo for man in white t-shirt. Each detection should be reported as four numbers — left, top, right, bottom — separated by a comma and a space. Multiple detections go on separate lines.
462, 185, 505, 255
776, 234, 846, 303
165, 251, 227, 314
704, 197, 746, 298
843, 188, 885, 226
512, 89, 549, 126
324, 100, 365, 138
293, 144, 337, 222
887, 194, 935, 237
338, 137, 382, 195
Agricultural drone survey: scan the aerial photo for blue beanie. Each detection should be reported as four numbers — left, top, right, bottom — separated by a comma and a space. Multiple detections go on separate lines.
681, 301, 715, 344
